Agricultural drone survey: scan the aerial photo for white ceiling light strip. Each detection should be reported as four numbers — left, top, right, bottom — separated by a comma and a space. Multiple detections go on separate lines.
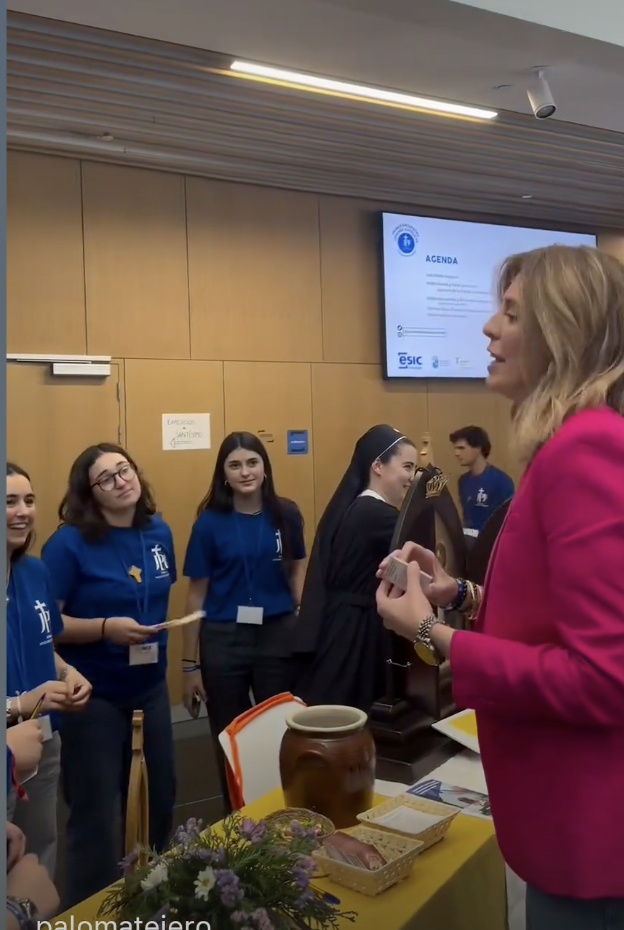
230, 60, 498, 121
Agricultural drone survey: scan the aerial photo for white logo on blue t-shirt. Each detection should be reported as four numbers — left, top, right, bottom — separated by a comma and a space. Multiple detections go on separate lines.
35, 599, 52, 643
274, 530, 283, 561
151, 544, 170, 577
476, 488, 488, 505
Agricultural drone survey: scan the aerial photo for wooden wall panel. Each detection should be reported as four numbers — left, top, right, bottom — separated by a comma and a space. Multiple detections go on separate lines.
598, 233, 624, 263
82, 163, 190, 359
124, 359, 225, 703
7, 152, 86, 354
224, 362, 315, 549
311, 363, 428, 517
320, 197, 383, 364
187, 180, 323, 362
7, 363, 122, 552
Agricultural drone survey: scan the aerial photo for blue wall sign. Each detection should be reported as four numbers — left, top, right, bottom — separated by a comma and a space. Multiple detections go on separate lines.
287, 430, 309, 455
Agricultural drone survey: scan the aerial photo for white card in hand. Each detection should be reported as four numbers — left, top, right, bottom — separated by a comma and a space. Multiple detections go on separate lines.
382, 556, 432, 593
39, 714, 53, 742
129, 643, 159, 665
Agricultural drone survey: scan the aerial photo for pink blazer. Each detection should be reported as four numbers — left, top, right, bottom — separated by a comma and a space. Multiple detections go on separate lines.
451, 406, 624, 900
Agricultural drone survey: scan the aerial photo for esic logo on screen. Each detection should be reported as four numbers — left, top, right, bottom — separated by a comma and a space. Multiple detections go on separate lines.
393, 224, 419, 257
398, 353, 423, 370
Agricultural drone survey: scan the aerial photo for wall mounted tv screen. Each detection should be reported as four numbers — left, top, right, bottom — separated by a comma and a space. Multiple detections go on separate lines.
381, 213, 596, 379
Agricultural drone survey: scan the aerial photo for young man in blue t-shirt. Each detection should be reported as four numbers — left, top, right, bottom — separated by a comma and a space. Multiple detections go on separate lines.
449, 425, 515, 537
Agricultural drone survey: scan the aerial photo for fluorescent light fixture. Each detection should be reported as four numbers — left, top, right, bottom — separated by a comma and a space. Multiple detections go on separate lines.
230, 60, 498, 121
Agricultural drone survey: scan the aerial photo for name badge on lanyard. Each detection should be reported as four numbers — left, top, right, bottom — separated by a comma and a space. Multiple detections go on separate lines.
129, 643, 159, 665
118, 534, 160, 665
235, 513, 265, 626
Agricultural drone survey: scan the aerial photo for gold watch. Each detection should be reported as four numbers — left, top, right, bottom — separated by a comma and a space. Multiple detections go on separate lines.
413, 614, 446, 667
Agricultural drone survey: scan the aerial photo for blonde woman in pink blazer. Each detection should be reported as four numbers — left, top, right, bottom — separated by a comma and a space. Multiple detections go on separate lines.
377, 245, 624, 930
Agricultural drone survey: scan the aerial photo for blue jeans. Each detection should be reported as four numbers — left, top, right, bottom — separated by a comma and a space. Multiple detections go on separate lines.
60, 680, 176, 908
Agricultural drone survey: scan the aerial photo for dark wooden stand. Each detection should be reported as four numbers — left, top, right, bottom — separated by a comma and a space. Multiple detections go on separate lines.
370, 466, 467, 777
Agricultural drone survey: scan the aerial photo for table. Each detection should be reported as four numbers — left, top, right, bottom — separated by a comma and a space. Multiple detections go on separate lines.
58, 788, 507, 930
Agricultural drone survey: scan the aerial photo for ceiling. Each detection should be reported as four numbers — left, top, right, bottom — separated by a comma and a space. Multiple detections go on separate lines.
8, 0, 624, 132
7, 4, 624, 229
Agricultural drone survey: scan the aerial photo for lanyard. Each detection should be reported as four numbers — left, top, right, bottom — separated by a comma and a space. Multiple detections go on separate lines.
234, 512, 266, 605
114, 531, 150, 619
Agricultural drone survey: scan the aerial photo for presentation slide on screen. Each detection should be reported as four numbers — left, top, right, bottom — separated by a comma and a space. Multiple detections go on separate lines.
382, 213, 596, 379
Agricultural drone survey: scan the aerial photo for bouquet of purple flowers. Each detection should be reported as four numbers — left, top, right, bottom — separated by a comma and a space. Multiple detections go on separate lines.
98, 814, 357, 930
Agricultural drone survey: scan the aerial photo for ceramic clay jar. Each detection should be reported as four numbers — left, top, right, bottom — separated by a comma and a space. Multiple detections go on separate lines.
279, 705, 376, 829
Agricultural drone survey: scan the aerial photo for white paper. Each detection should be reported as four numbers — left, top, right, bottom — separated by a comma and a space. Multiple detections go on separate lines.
162, 414, 211, 452
372, 805, 445, 834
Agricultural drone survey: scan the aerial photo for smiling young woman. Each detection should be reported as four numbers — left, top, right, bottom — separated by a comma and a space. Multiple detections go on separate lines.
181, 432, 306, 809
6, 463, 91, 879
376, 245, 624, 930
293, 424, 418, 712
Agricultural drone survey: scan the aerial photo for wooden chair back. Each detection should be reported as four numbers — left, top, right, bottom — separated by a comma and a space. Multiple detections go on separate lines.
125, 710, 150, 865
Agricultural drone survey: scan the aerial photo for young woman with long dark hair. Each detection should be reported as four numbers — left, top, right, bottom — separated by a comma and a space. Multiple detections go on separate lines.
181, 432, 306, 806
6, 463, 91, 878
41, 443, 177, 907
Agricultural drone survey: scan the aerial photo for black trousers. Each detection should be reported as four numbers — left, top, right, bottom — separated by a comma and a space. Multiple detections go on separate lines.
199, 615, 293, 811
60, 680, 175, 908
526, 885, 624, 930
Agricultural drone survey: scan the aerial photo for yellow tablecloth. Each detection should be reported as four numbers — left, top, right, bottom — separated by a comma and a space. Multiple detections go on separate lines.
58, 789, 507, 930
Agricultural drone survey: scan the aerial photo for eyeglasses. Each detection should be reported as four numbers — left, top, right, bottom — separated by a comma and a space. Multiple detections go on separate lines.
91, 463, 136, 492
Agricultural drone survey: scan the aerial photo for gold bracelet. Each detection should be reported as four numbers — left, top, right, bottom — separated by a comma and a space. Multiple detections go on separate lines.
464, 581, 482, 624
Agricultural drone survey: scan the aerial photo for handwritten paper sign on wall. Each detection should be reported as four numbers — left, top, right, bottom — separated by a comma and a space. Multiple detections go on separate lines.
162, 414, 211, 451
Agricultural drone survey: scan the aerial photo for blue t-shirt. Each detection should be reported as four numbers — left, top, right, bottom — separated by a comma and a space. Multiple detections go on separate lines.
183, 504, 306, 622
459, 465, 515, 533
7, 555, 63, 731
41, 516, 176, 702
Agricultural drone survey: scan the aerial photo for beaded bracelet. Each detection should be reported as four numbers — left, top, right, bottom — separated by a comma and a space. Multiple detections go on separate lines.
445, 578, 468, 612
182, 664, 200, 673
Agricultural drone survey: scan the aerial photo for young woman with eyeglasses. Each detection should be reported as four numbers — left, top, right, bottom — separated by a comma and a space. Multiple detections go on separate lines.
41, 443, 177, 908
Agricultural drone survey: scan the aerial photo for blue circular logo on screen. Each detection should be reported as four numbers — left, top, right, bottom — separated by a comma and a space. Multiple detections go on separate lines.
393, 224, 419, 257
398, 233, 415, 255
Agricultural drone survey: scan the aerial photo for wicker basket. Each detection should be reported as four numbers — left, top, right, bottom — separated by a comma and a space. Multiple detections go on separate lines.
357, 794, 459, 851
312, 825, 423, 896
264, 808, 335, 841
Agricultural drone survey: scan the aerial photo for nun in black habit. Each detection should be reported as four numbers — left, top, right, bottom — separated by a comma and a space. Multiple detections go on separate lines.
292, 425, 418, 712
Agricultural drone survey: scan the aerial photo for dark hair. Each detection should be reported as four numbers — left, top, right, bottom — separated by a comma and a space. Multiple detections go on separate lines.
449, 426, 491, 459
59, 443, 157, 542
197, 432, 302, 564
376, 436, 416, 464
6, 462, 35, 561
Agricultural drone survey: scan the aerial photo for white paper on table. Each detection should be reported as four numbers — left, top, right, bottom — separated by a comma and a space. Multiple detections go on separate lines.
372, 805, 446, 834
374, 779, 410, 798
426, 750, 488, 794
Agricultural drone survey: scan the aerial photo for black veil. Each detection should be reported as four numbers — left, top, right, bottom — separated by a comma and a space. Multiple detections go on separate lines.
293, 424, 405, 654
